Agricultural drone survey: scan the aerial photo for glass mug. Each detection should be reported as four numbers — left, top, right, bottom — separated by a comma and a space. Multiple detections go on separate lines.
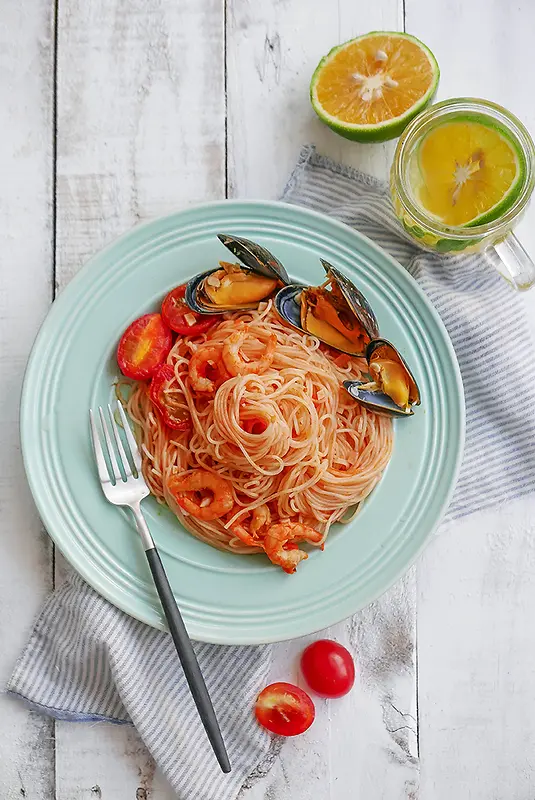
391, 98, 535, 290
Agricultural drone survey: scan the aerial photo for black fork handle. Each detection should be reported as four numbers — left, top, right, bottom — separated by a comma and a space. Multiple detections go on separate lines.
145, 546, 231, 774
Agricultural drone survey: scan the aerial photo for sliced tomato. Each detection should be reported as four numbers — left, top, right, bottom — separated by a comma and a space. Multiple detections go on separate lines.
300, 639, 355, 698
162, 284, 221, 335
117, 313, 173, 380
241, 416, 268, 435
149, 364, 191, 431
255, 682, 315, 737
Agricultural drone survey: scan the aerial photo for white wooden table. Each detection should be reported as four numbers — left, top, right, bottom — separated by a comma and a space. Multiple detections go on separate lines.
2, 1, 535, 797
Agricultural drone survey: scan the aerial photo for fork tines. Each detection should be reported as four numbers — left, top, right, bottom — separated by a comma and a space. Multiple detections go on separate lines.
89, 402, 141, 485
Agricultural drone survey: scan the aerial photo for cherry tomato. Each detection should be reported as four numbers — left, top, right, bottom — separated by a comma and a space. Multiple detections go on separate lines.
161, 284, 220, 335
300, 640, 355, 698
149, 365, 191, 431
241, 416, 268, 435
255, 682, 315, 736
117, 313, 173, 380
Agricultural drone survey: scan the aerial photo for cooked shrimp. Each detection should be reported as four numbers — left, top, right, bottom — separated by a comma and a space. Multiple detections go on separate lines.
222, 326, 277, 377
250, 504, 271, 535
227, 504, 270, 546
229, 522, 258, 547
188, 345, 229, 392
263, 521, 322, 574
167, 469, 233, 521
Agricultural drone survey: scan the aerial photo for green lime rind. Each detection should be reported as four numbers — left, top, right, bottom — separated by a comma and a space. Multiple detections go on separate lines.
415, 116, 526, 229
310, 31, 440, 144
465, 173, 524, 228
434, 237, 480, 253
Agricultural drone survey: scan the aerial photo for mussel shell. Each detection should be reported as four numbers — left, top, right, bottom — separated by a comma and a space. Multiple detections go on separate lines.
320, 261, 380, 340
274, 283, 306, 332
217, 234, 290, 284
185, 271, 221, 314
366, 338, 421, 406
186, 262, 281, 314
343, 380, 414, 417
184, 270, 256, 315
275, 283, 369, 356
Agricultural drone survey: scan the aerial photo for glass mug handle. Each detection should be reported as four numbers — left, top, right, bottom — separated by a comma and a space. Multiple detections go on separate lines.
491, 233, 535, 291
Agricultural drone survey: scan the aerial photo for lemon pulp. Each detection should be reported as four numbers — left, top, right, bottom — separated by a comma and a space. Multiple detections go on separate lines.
409, 119, 523, 227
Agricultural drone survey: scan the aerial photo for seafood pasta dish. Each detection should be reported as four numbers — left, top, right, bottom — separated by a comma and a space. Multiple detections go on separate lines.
116, 235, 419, 573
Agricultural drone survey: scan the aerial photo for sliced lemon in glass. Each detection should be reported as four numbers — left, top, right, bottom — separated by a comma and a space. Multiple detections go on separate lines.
410, 119, 525, 227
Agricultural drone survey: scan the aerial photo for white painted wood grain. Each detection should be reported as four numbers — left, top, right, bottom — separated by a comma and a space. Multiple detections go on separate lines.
406, 2, 535, 797
227, 2, 418, 798
56, 0, 225, 286
226, 0, 403, 200
0, 1, 56, 796
418, 499, 535, 799
57, 0, 418, 796
241, 575, 417, 800
5, 0, 535, 796
405, 0, 535, 260
53, 0, 225, 795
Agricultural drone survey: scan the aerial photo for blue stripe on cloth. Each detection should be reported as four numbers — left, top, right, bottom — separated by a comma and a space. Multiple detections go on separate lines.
7, 572, 272, 800
7, 145, 535, 799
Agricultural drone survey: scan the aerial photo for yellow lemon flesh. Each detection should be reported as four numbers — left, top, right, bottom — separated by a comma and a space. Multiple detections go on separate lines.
411, 120, 523, 227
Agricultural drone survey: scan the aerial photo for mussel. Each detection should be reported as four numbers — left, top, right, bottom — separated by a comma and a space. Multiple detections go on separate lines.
343, 339, 421, 417
185, 234, 290, 315
275, 260, 379, 356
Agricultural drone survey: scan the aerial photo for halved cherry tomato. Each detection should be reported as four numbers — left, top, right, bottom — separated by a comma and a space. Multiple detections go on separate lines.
117, 313, 173, 380
300, 639, 355, 698
149, 365, 191, 431
241, 416, 268, 435
161, 284, 221, 335
255, 682, 315, 736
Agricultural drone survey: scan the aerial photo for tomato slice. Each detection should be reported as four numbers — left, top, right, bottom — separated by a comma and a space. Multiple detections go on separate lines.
162, 284, 221, 335
300, 640, 355, 698
149, 365, 191, 431
255, 682, 315, 736
241, 416, 268, 435
117, 314, 173, 380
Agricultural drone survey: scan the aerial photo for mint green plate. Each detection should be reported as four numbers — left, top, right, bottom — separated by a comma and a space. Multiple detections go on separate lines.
21, 201, 464, 644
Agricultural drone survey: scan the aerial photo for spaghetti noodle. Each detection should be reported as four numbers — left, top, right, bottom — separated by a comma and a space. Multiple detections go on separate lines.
124, 300, 393, 572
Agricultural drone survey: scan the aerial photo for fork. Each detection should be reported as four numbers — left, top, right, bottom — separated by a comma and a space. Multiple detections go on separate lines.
89, 402, 231, 774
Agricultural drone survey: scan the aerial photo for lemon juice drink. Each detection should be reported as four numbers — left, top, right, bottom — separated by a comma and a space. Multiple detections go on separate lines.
391, 99, 535, 289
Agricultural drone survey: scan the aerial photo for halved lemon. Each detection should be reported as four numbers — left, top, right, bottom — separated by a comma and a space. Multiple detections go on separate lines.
310, 31, 440, 143
410, 118, 525, 227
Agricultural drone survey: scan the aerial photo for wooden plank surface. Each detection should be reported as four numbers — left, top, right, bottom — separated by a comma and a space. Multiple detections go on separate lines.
226, 0, 403, 198
227, 2, 418, 798
53, 0, 225, 795
0, 1, 56, 796
407, 1, 535, 797
3, 0, 535, 796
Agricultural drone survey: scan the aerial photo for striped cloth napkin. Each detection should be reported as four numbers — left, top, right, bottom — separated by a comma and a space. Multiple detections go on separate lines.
7, 145, 535, 799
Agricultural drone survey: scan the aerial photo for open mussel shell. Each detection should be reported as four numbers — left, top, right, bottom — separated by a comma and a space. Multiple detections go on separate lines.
320, 261, 379, 340
184, 235, 289, 315
343, 380, 414, 417
274, 283, 306, 332
217, 233, 290, 284
276, 283, 366, 355
343, 338, 421, 417
367, 339, 420, 406
184, 270, 234, 314
275, 265, 378, 356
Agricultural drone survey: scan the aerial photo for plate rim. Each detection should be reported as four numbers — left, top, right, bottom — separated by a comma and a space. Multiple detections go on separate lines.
20, 199, 465, 643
